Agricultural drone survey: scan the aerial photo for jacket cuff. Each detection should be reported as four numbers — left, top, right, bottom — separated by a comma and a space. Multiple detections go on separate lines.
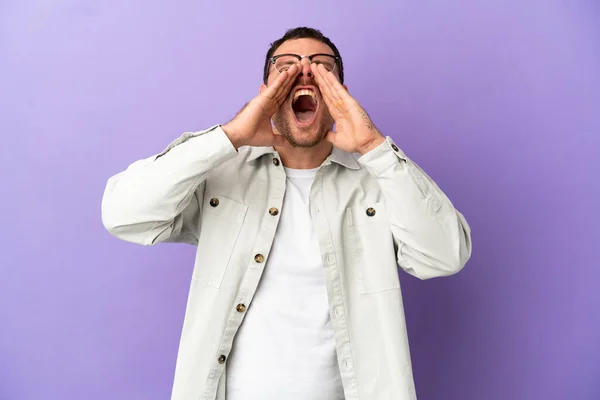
357, 136, 407, 177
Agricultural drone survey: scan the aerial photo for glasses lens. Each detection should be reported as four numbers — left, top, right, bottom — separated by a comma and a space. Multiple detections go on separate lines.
311, 55, 337, 72
273, 55, 338, 74
274, 56, 299, 73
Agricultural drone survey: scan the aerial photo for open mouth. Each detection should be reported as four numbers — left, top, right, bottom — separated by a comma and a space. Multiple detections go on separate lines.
292, 89, 318, 126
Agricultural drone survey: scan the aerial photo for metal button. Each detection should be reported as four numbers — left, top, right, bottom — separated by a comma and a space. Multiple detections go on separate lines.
366, 207, 376, 217
218, 355, 226, 364
272, 158, 280, 166
236, 303, 246, 313
254, 254, 265, 263
391, 144, 399, 151
209, 198, 219, 207
269, 207, 279, 216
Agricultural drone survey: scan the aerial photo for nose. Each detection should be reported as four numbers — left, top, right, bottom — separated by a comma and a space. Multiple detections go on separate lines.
298, 58, 313, 79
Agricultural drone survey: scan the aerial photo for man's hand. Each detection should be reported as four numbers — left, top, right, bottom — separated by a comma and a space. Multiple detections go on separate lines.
222, 64, 301, 149
311, 63, 385, 155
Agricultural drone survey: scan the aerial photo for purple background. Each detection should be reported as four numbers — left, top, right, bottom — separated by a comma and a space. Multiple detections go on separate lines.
1, 1, 599, 399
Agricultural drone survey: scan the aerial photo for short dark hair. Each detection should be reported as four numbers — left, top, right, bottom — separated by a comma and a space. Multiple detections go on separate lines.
262, 27, 344, 84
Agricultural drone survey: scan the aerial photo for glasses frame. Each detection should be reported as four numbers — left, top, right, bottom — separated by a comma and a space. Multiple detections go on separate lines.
269, 53, 341, 75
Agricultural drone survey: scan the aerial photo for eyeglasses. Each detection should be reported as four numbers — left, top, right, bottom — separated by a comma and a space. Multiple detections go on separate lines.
269, 53, 340, 75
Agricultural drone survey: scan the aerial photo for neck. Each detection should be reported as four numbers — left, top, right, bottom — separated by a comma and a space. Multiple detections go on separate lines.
274, 140, 333, 169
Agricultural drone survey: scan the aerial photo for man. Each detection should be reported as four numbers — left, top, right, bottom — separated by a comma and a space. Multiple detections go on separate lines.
102, 27, 472, 400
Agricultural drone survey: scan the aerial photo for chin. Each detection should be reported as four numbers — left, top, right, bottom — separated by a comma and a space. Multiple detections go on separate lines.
283, 117, 330, 148
289, 131, 324, 148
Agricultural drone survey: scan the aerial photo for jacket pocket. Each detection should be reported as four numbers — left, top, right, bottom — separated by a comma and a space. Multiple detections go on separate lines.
194, 194, 248, 288
346, 201, 400, 294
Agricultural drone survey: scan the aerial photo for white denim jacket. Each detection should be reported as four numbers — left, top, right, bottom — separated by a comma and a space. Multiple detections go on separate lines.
101, 125, 472, 400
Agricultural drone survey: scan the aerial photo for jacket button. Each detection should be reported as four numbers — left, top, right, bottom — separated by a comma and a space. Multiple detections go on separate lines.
236, 303, 246, 313
254, 254, 265, 263
218, 355, 226, 364
391, 144, 399, 151
209, 198, 219, 207
366, 207, 376, 217
272, 158, 280, 166
269, 207, 279, 216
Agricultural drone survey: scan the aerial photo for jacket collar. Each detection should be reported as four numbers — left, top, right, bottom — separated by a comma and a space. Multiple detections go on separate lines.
245, 145, 360, 170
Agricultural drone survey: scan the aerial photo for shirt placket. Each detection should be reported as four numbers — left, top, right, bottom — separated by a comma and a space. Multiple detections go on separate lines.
203, 155, 287, 400
310, 166, 360, 400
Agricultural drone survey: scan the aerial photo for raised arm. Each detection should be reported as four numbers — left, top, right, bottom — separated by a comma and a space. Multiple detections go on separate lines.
101, 127, 237, 245
102, 63, 301, 246
358, 140, 472, 279
311, 62, 472, 279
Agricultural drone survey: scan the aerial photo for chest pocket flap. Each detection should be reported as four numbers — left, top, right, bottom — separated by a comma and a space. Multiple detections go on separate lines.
346, 201, 400, 294
194, 194, 248, 288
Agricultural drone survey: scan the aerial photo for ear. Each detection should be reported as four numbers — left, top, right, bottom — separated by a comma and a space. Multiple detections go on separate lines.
259, 84, 267, 94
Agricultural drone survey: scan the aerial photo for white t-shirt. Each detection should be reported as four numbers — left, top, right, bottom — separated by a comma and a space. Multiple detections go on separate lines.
226, 167, 344, 400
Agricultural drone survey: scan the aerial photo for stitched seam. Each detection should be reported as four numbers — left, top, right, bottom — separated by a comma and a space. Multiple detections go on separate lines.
359, 286, 401, 296
321, 173, 361, 399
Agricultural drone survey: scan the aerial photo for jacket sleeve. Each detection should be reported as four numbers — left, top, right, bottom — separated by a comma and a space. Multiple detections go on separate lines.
101, 125, 238, 246
357, 137, 472, 280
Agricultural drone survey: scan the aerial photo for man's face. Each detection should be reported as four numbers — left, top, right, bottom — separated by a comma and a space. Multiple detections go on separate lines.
263, 38, 340, 148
